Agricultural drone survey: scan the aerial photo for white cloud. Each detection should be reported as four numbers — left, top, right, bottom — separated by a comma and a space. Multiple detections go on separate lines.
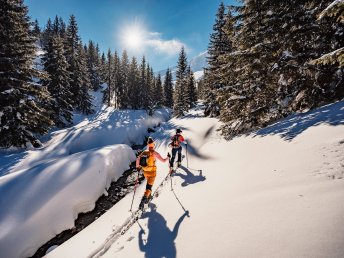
145, 38, 184, 55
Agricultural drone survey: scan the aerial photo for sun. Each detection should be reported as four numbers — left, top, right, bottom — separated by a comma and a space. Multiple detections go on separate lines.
121, 23, 145, 51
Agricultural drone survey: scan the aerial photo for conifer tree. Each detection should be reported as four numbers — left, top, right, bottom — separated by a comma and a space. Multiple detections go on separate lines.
99, 52, 107, 84
0, 0, 53, 147
203, 2, 232, 117
103, 49, 114, 106
86, 40, 101, 91
72, 43, 93, 114
128, 57, 140, 109
41, 35, 73, 127
163, 68, 174, 108
31, 19, 41, 42
120, 50, 129, 108
138, 57, 146, 109
112, 51, 121, 108
174, 47, 188, 116
42, 18, 53, 48
186, 66, 197, 108
154, 74, 163, 107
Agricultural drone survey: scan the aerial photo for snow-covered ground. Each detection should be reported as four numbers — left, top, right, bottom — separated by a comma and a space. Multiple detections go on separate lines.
0, 93, 171, 258
43, 101, 344, 258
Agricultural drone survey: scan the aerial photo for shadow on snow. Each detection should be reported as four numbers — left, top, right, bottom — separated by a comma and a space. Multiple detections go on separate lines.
173, 165, 206, 187
138, 203, 188, 258
253, 101, 344, 141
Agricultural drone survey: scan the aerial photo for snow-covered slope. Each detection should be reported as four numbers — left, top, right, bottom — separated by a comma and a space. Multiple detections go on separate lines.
0, 104, 171, 258
157, 51, 208, 82
46, 101, 344, 258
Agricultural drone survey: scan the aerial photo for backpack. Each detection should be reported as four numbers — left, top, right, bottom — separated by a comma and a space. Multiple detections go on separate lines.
170, 135, 180, 148
139, 150, 155, 171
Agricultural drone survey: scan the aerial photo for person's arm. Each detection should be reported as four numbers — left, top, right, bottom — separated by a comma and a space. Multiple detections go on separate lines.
154, 151, 168, 162
136, 153, 141, 168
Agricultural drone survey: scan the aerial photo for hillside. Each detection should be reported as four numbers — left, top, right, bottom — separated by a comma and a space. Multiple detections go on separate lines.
44, 100, 344, 258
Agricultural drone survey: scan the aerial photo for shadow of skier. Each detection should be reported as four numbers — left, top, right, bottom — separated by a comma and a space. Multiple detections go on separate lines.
174, 165, 206, 187
138, 203, 188, 258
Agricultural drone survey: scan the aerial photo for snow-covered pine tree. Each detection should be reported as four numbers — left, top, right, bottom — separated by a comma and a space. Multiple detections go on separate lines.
65, 15, 93, 113
271, 0, 343, 112
31, 19, 41, 43
41, 35, 72, 127
186, 66, 197, 108
52, 15, 60, 35
163, 68, 174, 108
128, 56, 140, 109
146, 65, 155, 113
154, 74, 163, 107
112, 51, 121, 109
73, 43, 93, 114
119, 50, 129, 108
99, 52, 107, 84
42, 18, 53, 49
0, 0, 53, 148
86, 40, 102, 91
103, 49, 114, 106
139, 56, 147, 109
203, 1, 232, 117
174, 46, 188, 117
58, 16, 66, 38
312, 0, 344, 66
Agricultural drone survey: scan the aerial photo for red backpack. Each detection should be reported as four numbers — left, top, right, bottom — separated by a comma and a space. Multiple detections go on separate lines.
169, 135, 180, 148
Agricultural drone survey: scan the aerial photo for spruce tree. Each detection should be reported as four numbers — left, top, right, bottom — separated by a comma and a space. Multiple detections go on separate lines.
103, 49, 114, 106
112, 51, 121, 108
128, 56, 140, 109
0, 0, 53, 148
186, 66, 197, 108
139, 56, 147, 109
154, 74, 163, 107
42, 18, 53, 48
163, 68, 174, 108
31, 19, 41, 42
203, 2, 232, 117
41, 35, 73, 127
174, 47, 188, 116
73, 43, 93, 114
120, 50, 129, 108
86, 40, 102, 91
99, 52, 107, 84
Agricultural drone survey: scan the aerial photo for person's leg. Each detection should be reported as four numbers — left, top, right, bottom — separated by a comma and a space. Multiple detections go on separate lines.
177, 146, 182, 163
144, 173, 156, 198
170, 148, 177, 167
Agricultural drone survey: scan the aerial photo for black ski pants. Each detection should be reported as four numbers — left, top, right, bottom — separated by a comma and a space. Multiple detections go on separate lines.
170, 146, 182, 167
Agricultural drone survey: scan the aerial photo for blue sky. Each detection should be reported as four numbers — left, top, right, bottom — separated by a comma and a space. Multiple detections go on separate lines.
25, 0, 236, 72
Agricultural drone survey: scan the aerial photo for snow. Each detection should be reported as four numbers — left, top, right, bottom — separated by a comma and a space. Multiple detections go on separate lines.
193, 70, 204, 81
318, 0, 344, 20
0, 145, 135, 258
0, 98, 171, 258
43, 101, 344, 258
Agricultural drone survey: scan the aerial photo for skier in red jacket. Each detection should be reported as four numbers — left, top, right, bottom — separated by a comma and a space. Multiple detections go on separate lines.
169, 128, 185, 169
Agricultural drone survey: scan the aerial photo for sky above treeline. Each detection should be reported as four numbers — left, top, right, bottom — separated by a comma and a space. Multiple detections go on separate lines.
25, 0, 237, 71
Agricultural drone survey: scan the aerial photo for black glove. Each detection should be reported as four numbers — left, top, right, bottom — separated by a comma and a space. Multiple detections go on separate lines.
167, 153, 171, 158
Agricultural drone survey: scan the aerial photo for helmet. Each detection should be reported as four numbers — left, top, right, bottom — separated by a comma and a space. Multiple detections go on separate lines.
176, 128, 182, 134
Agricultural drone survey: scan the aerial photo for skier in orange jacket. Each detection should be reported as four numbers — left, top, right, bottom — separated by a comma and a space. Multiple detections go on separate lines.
136, 137, 169, 210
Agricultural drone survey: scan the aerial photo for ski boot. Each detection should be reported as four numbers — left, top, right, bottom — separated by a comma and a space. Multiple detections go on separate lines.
139, 196, 148, 210
177, 161, 181, 167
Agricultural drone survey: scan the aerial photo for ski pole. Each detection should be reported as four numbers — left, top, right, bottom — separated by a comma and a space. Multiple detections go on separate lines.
129, 169, 140, 212
185, 142, 189, 168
